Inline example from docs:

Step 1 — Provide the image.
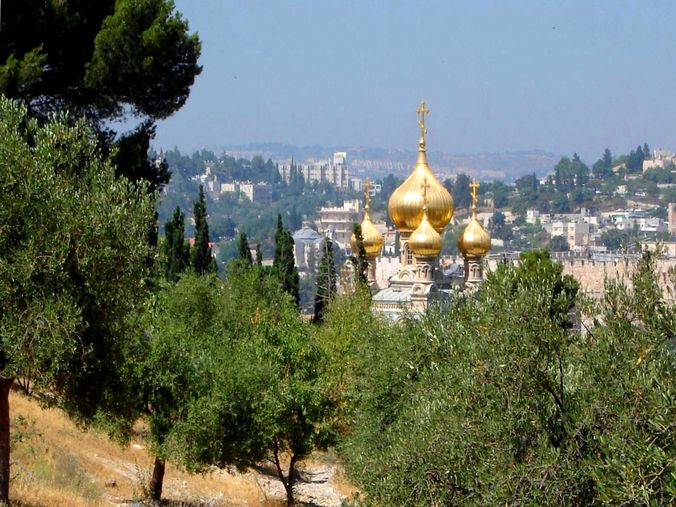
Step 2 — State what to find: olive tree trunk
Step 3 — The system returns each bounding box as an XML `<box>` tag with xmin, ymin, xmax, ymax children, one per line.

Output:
<box><xmin>0</xmin><ymin>378</ymin><xmax>14</xmax><ymax>505</ymax></box>
<box><xmin>148</xmin><ymin>456</ymin><xmax>166</xmax><ymax>501</ymax></box>
<box><xmin>272</xmin><ymin>438</ymin><xmax>298</xmax><ymax>506</ymax></box>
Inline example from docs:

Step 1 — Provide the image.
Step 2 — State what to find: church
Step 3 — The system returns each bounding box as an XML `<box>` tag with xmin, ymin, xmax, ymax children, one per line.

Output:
<box><xmin>350</xmin><ymin>101</ymin><xmax>492</xmax><ymax>320</ymax></box>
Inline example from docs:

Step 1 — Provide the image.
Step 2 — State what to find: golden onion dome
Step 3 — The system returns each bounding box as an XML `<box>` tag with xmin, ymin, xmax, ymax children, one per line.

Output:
<box><xmin>458</xmin><ymin>179</ymin><xmax>491</xmax><ymax>257</ymax></box>
<box><xmin>458</xmin><ymin>217</ymin><xmax>491</xmax><ymax>257</ymax></box>
<box><xmin>409</xmin><ymin>208</ymin><xmax>442</xmax><ymax>257</ymax></box>
<box><xmin>350</xmin><ymin>180</ymin><xmax>383</xmax><ymax>259</ymax></box>
<box><xmin>388</xmin><ymin>102</ymin><xmax>453</xmax><ymax>233</ymax></box>
<box><xmin>350</xmin><ymin>210</ymin><xmax>383</xmax><ymax>259</ymax></box>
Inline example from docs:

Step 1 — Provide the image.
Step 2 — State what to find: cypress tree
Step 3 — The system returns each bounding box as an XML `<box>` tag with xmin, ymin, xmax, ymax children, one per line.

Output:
<box><xmin>350</xmin><ymin>223</ymin><xmax>368</xmax><ymax>286</ymax></box>
<box><xmin>237</xmin><ymin>232</ymin><xmax>253</xmax><ymax>265</ymax></box>
<box><xmin>313</xmin><ymin>237</ymin><xmax>337</xmax><ymax>324</ymax></box>
<box><xmin>273</xmin><ymin>214</ymin><xmax>300</xmax><ymax>307</ymax></box>
<box><xmin>191</xmin><ymin>185</ymin><xmax>216</xmax><ymax>274</ymax></box>
<box><xmin>255</xmin><ymin>244</ymin><xmax>263</xmax><ymax>266</ymax></box>
<box><xmin>162</xmin><ymin>206</ymin><xmax>189</xmax><ymax>282</ymax></box>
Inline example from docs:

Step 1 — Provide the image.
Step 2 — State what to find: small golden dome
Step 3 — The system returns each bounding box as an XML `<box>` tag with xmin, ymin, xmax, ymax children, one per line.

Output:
<box><xmin>350</xmin><ymin>180</ymin><xmax>383</xmax><ymax>259</ymax></box>
<box><xmin>409</xmin><ymin>210</ymin><xmax>442</xmax><ymax>257</ymax></box>
<box><xmin>350</xmin><ymin>212</ymin><xmax>383</xmax><ymax>259</ymax></box>
<box><xmin>458</xmin><ymin>217</ymin><xmax>491</xmax><ymax>257</ymax></box>
<box><xmin>409</xmin><ymin>176</ymin><xmax>442</xmax><ymax>257</ymax></box>
<box><xmin>458</xmin><ymin>179</ymin><xmax>491</xmax><ymax>257</ymax></box>
<box><xmin>388</xmin><ymin>102</ymin><xmax>453</xmax><ymax>233</ymax></box>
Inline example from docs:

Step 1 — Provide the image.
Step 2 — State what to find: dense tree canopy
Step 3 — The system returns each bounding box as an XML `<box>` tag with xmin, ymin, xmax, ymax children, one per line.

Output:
<box><xmin>161</xmin><ymin>206</ymin><xmax>190</xmax><ymax>282</ymax></box>
<box><xmin>145</xmin><ymin>267</ymin><xmax>336</xmax><ymax>506</ymax></box>
<box><xmin>313</xmin><ymin>237</ymin><xmax>337</xmax><ymax>324</ymax></box>
<box><xmin>273</xmin><ymin>215</ymin><xmax>300</xmax><ymax>307</ymax></box>
<box><xmin>0</xmin><ymin>98</ymin><xmax>154</xmax><ymax>503</ymax></box>
<box><xmin>1</xmin><ymin>0</ymin><xmax>201</xmax><ymax>193</ymax></box>
<box><xmin>325</xmin><ymin>250</ymin><xmax>674</xmax><ymax>506</ymax></box>
<box><xmin>0</xmin><ymin>0</ymin><xmax>201</xmax><ymax>123</ymax></box>
<box><xmin>191</xmin><ymin>185</ymin><xmax>217</xmax><ymax>275</ymax></box>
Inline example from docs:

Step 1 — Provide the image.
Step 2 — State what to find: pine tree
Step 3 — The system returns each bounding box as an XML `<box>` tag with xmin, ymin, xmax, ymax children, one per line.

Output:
<box><xmin>163</xmin><ymin>206</ymin><xmax>190</xmax><ymax>281</ymax></box>
<box><xmin>603</xmin><ymin>148</ymin><xmax>613</xmax><ymax>167</ymax></box>
<box><xmin>255</xmin><ymin>244</ymin><xmax>263</xmax><ymax>266</ymax></box>
<box><xmin>237</xmin><ymin>232</ymin><xmax>253</xmax><ymax>265</ymax></box>
<box><xmin>350</xmin><ymin>223</ymin><xmax>368</xmax><ymax>286</ymax></box>
<box><xmin>191</xmin><ymin>185</ymin><xmax>216</xmax><ymax>274</ymax></box>
<box><xmin>273</xmin><ymin>214</ymin><xmax>300</xmax><ymax>307</ymax></box>
<box><xmin>313</xmin><ymin>237</ymin><xmax>337</xmax><ymax>324</ymax></box>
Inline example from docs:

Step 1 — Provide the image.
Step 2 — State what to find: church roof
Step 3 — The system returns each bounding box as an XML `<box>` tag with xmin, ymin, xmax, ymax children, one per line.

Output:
<box><xmin>293</xmin><ymin>226</ymin><xmax>322</xmax><ymax>243</ymax></box>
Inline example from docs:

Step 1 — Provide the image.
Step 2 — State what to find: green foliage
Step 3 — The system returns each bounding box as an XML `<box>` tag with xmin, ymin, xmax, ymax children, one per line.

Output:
<box><xmin>147</xmin><ymin>269</ymin><xmax>336</xmax><ymax>505</ymax></box>
<box><xmin>112</xmin><ymin>121</ymin><xmax>171</xmax><ymax>194</ymax></box>
<box><xmin>332</xmin><ymin>250</ymin><xmax>674</xmax><ymax>505</ymax></box>
<box><xmin>445</xmin><ymin>173</ymin><xmax>471</xmax><ymax>209</ymax></box>
<box><xmin>236</xmin><ymin>232</ymin><xmax>253</xmax><ymax>265</ymax></box>
<box><xmin>1</xmin><ymin>1</ymin><xmax>200</xmax><ymax>196</ymax></box>
<box><xmin>141</xmin><ymin>275</ymin><xmax>223</xmax><ymax>456</ymax></box>
<box><xmin>0</xmin><ymin>97</ymin><xmax>153</xmax><ymax>429</ymax></box>
<box><xmin>349</xmin><ymin>223</ymin><xmax>368</xmax><ymax>286</ymax></box>
<box><xmin>0</xmin><ymin>0</ymin><xmax>201</xmax><ymax>122</ymax></box>
<box><xmin>313</xmin><ymin>237</ymin><xmax>337</xmax><ymax>324</ymax></box>
<box><xmin>85</xmin><ymin>0</ymin><xmax>201</xmax><ymax>119</ymax></box>
<box><xmin>161</xmin><ymin>207</ymin><xmax>190</xmax><ymax>282</ymax></box>
<box><xmin>273</xmin><ymin>215</ymin><xmax>300</xmax><ymax>307</ymax></box>
<box><xmin>554</xmin><ymin>154</ymin><xmax>589</xmax><ymax>194</ymax></box>
<box><xmin>592</xmin><ymin>148</ymin><xmax>614</xmax><ymax>179</ymax></box>
<box><xmin>627</xmin><ymin>145</ymin><xmax>647</xmax><ymax>173</ymax></box>
<box><xmin>191</xmin><ymin>185</ymin><xmax>216</xmax><ymax>275</ymax></box>
<box><xmin>490</xmin><ymin>210</ymin><xmax>513</xmax><ymax>241</ymax></box>
<box><xmin>548</xmin><ymin>234</ymin><xmax>570</xmax><ymax>252</ymax></box>
<box><xmin>441</xmin><ymin>225</ymin><xmax>461</xmax><ymax>255</ymax></box>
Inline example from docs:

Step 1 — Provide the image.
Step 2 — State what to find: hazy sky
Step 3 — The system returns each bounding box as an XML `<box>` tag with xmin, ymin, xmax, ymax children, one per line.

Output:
<box><xmin>154</xmin><ymin>1</ymin><xmax>676</xmax><ymax>161</ymax></box>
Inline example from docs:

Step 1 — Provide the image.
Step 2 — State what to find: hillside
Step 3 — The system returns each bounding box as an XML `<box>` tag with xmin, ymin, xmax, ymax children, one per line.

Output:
<box><xmin>216</xmin><ymin>143</ymin><xmax>561</xmax><ymax>181</ymax></box>
<box><xmin>9</xmin><ymin>390</ymin><xmax>353</xmax><ymax>507</ymax></box>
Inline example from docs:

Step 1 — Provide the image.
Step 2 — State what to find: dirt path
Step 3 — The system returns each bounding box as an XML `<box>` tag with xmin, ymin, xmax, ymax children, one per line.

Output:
<box><xmin>248</xmin><ymin>461</ymin><xmax>352</xmax><ymax>507</ymax></box>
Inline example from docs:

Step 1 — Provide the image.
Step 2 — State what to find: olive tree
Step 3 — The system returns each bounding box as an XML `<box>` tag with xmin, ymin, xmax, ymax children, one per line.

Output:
<box><xmin>334</xmin><ymin>250</ymin><xmax>674</xmax><ymax>505</ymax></box>
<box><xmin>0</xmin><ymin>98</ymin><xmax>153</xmax><ymax>503</ymax></box>
<box><xmin>145</xmin><ymin>265</ymin><xmax>336</xmax><ymax>505</ymax></box>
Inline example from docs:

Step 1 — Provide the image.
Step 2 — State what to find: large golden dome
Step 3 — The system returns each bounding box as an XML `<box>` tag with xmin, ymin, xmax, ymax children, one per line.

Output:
<box><xmin>350</xmin><ymin>181</ymin><xmax>383</xmax><ymax>259</ymax></box>
<box><xmin>409</xmin><ymin>207</ymin><xmax>442</xmax><ymax>257</ymax></box>
<box><xmin>388</xmin><ymin>102</ymin><xmax>453</xmax><ymax>233</ymax></box>
<box><xmin>458</xmin><ymin>179</ymin><xmax>491</xmax><ymax>257</ymax></box>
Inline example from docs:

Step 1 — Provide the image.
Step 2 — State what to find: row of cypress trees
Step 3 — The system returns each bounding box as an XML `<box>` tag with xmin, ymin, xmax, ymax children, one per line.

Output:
<box><xmin>162</xmin><ymin>185</ymin><xmax>217</xmax><ymax>281</ymax></box>
<box><xmin>235</xmin><ymin>220</ymin><xmax>369</xmax><ymax>324</ymax></box>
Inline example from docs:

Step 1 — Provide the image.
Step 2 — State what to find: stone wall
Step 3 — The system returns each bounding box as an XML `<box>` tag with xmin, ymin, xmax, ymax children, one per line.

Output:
<box><xmin>481</xmin><ymin>254</ymin><xmax>675</xmax><ymax>302</ymax></box>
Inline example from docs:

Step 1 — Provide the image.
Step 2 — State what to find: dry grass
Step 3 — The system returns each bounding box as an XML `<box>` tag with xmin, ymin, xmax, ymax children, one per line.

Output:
<box><xmin>8</xmin><ymin>391</ymin><xmax>285</xmax><ymax>506</ymax></box>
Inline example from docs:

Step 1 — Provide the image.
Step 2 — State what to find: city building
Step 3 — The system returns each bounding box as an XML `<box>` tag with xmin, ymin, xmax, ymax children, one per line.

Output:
<box><xmin>240</xmin><ymin>182</ymin><xmax>272</xmax><ymax>203</ymax></box>
<box><xmin>526</xmin><ymin>209</ymin><xmax>540</xmax><ymax>224</ymax></box>
<box><xmin>642</xmin><ymin>149</ymin><xmax>676</xmax><ymax>172</ymax></box>
<box><xmin>318</xmin><ymin>199</ymin><xmax>361</xmax><ymax>249</ymax></box>
<box><xmin>279</xmin><ymin>151</ymin><xmax>350</xmax><ymax>190</ymax></box>
<box><xmin>669</xmin><ymin>203</ymin><xmax>676</xmax><ymax>236</ymax></box>
<box><xmin>545</xmin><ymin>220</ymin><xmax>591</xmax><ymax>249</ymax></box>
<box><xmin>292</xmin><ymin>225</ymin><xmax>324</xmax><ymax>273</ymax></box>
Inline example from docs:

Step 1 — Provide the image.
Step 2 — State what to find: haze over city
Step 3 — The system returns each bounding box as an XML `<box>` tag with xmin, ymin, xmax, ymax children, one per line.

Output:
<box><xmin>154</xmin><ymin>0</ymin><xmax>676</xmax><ymax>161</ymax></box>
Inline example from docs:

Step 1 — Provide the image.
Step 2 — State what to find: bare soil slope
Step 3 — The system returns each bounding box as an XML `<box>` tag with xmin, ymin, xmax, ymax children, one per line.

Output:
<box><xmin>9</xmin><ymin>391</ymin><xmax>355</xmax><ymax>506</ymax></box>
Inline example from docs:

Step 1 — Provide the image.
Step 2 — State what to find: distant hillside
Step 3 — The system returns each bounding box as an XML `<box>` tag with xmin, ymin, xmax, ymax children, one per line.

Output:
<box><xmin>216</xmin><ymin>143</ymin><xmax>562</xmax><ymax>182</ymax></box>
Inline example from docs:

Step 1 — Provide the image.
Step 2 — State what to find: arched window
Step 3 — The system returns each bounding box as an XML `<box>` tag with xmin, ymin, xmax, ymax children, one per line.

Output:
<box><xmin>405</xmin><ymin>242</ymin><xmax>413</xmax><ymax>265</ymax></box>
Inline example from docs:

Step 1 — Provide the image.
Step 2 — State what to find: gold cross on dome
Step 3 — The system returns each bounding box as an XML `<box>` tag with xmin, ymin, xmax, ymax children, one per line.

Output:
<box><xmin>364</xmin><ymin>178</ymin><xmax>372</xmax><ymax>208</ymax></box>
<box><xmin>416</xmin><ymin>100</ymin><xmax>430</xmax><ymax>140</ymax></box>
<box><xmin>421</xmin><ymin>177</ymin><xmax>430</xmax><ymax>210</ymax></box>
<box><xmin>470</xmin><ymin>178</ymin><xmax>480</xmax><ymax>208</ymax></box>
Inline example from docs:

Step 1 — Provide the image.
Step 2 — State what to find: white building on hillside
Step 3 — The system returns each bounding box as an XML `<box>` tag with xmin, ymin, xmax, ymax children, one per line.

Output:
<box><xmin>318</xmin><ymin>199</ymin><xmax>361</xmax><ymax>249</ymax></box>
